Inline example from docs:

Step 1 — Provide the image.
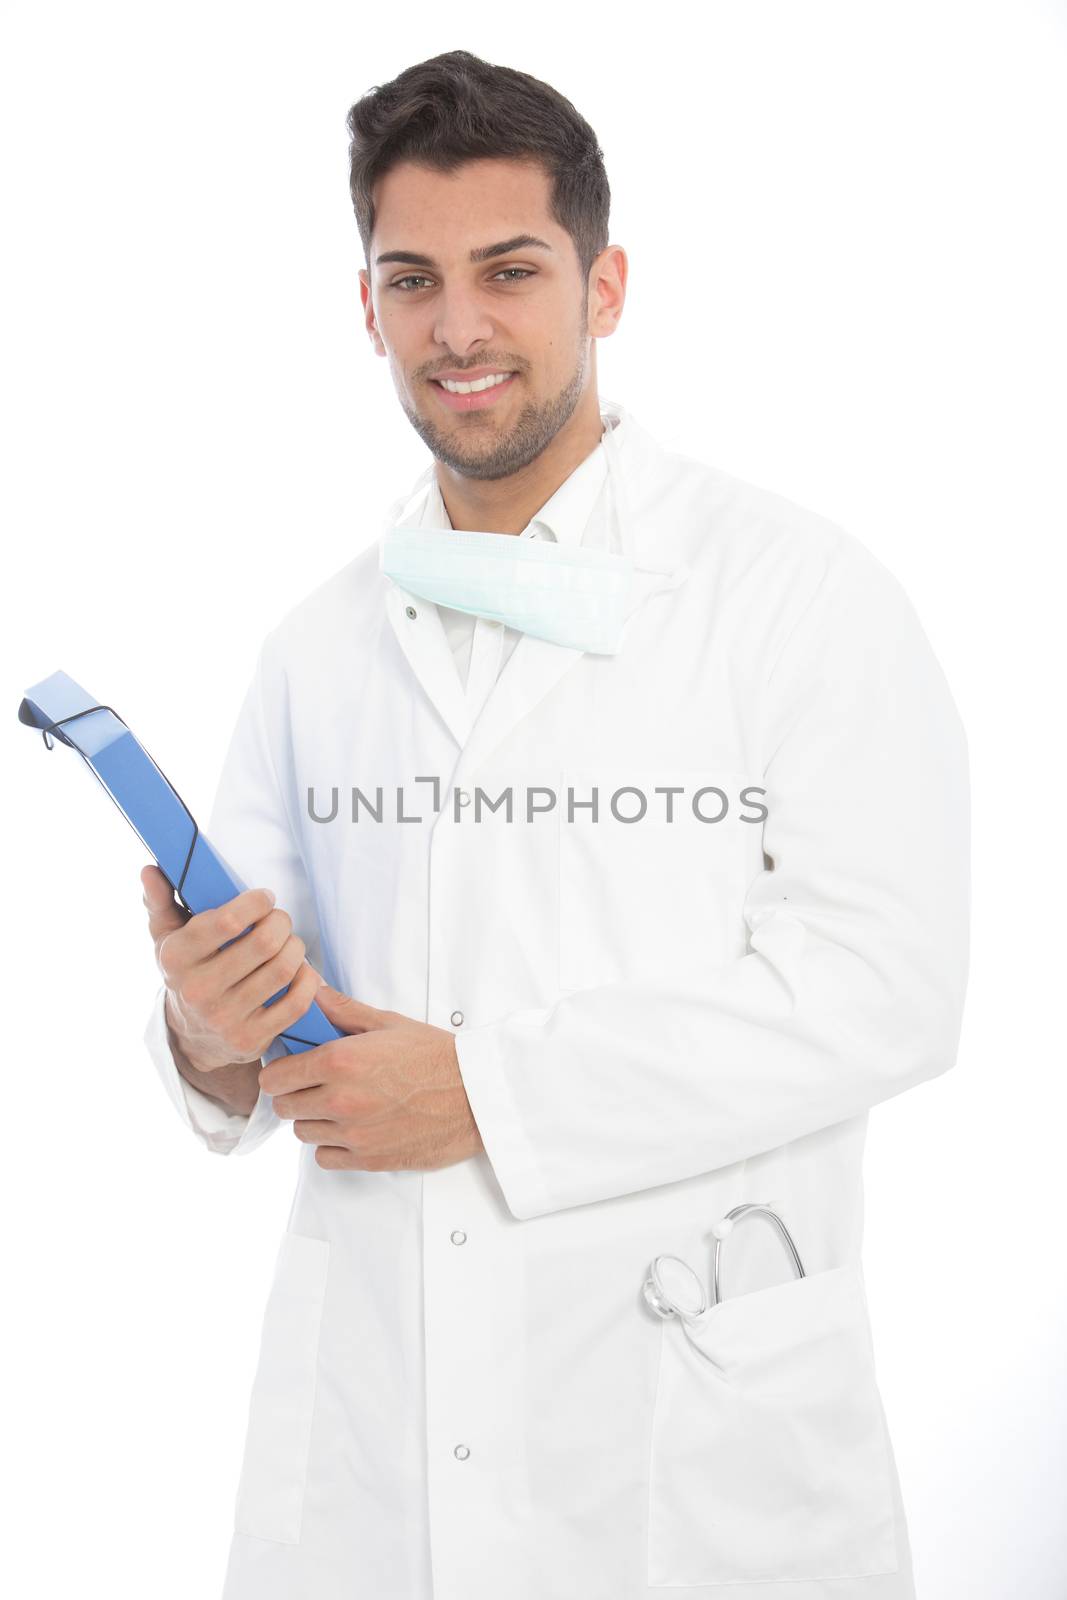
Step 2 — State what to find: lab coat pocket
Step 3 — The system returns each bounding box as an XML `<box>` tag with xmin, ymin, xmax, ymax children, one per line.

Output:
<box><xmin>647</xmin><ymin>1262</ymin><xmax>899</xmax><ymax>1586</ymax></box>
<box><xmin>232</xmin><ymin>1231</ymin><xmax>330</xmax><ymax>1545</ymax></box>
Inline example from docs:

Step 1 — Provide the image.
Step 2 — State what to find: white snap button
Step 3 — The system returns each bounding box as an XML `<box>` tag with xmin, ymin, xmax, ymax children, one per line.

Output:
<box><xmin>451</xmin><ymin>1230</ymin><xmax>467</xmax><ymax>1245</ymax></box>
<box><xmin>450</xmin><ymin>1010</ymin><xmax>464</xmax><ymax>1027</ymax></box>
<box><xmin>454</xmin><ymin>1444</ymin><xmax>470</xmax><ymax>1460</ymax></box>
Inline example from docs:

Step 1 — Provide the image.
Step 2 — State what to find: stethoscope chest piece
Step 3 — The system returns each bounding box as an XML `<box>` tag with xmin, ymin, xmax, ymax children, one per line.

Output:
<box><xmin>642</xmin><ymin>1254</ymin><xmax>708</xmax><ymax>1321</ymax></box>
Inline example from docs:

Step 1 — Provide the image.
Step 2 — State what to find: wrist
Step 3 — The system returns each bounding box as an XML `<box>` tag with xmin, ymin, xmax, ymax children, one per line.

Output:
<box><xmin>164</xmin><ymin>1001</ymin><xmax>261</xmax><ymax>1114</ymax></box>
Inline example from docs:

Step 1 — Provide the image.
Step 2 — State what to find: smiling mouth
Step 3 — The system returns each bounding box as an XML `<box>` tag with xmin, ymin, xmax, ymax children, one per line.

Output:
<box><xmin>427</xmin><ymin>371</ymin><xmax>520</xmax><ymax>413</ymax></box>
<box><xmin>431</xmin><ymin>372</ymin><xmax>517</xmax><ymax>395</ymax></box>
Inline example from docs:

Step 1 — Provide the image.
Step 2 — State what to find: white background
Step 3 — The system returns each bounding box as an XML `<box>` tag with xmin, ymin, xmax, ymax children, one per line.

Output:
<box><xmin>2</xmin><ymin>1</ymin><xmax>1064</xmax><ymax>1594</ymax></box>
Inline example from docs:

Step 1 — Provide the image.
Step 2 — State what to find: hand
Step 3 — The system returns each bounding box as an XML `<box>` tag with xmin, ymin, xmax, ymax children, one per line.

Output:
<box><xmin>141</xmin><ymin>865</ymin><xmax>324</xmax><ymax>1074</ymax></box>
<box><xmin>258</xmin><ymin>983</ymin><xmax>485</xmax><ymax>1173</ymax></box>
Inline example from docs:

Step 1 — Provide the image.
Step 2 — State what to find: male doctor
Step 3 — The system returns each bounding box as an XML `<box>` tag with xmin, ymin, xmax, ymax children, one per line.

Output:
<box><xmin>140</xmin><ymin>49</ymin><xmax>969</xmax><ymax>1600</ymax></box>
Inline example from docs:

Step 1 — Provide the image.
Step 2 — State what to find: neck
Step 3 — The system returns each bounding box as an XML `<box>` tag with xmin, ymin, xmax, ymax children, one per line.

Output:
<box><xmin>435</xmin><ymin>390</ymin><xmax>607</xmax><ymax>535</ymax></box>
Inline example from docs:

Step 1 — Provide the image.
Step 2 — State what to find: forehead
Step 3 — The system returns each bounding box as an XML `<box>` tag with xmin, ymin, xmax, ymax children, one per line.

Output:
<box><xmin>372</xmin><ymin>157</ymin><xmax>563</xmax><ymax>257</ymax></box>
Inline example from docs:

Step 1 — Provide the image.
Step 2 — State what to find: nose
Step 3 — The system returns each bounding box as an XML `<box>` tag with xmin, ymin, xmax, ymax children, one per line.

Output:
<box><xmin>432</xmin><ymin>284</ymin><xmax>497</xmax><ymax>357</ymax></box>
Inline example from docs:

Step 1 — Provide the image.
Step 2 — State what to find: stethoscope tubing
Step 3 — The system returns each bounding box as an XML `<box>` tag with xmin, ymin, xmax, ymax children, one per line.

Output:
<box><xmin>644</xmin><ymin>1202</ymin><xmax>806</xmax><ymax>1323</ymax></box>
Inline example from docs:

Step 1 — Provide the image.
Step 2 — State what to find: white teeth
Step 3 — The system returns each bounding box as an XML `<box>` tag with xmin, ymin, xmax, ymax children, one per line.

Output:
<box><xmin>438</xmin><ymin>372</ymin><xmax>514</xmax><ymax>395</ymax></box>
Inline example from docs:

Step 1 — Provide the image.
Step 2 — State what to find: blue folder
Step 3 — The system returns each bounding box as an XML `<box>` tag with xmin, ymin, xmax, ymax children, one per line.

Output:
<box><xmin>18</xmin><ymin>669</ymin><xmax>341</xmax><ymax>1055</ymax></box>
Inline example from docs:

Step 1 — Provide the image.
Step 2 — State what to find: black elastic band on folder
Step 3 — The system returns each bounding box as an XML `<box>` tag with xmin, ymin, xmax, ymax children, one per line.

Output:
<box><xmin>38</xmin><ymin>707</ymin><xmax>321</xmax><ymax>1056</ymax></box>
<box><xmin>38</xmin><ymin>703</ymin><xmax>319</xmax><ymax>1055</ymax></box>
<box><xmin>39</xmin><ymin>704</ymin><xmax>200</xmax><ymax>915</ymax></box>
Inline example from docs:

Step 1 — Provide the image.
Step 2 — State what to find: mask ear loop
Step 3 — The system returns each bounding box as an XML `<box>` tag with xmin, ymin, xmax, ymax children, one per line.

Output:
<box><xmin>602</xmin><ymin>406</ymin><xmax>692</xmax><ymax>620</ymax></box>
<box><xmin>600</xmin><ymin>407</ymin><xmax>636</xmax><ymax>565</ymax></box>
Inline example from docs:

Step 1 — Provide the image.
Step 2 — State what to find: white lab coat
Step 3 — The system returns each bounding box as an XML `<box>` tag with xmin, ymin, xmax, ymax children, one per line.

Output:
<box><xmin>144</xmin><ymin>396</ymin><xmax>969</xmax><ymax>1599</ymax></box>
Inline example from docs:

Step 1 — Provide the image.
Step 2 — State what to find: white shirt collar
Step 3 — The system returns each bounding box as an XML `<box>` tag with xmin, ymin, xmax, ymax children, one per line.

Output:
<box><xmin>418</xmin><ymin>420</ymin><xmax>611</xmax><ymax>547</ymax></box>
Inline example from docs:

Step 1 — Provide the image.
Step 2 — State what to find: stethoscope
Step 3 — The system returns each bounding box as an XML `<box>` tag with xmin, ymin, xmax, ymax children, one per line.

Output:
<box><xmin>642</xmin><ymin>1203</ymin><xmax>806</xmax><ymax>1323</ymax></box>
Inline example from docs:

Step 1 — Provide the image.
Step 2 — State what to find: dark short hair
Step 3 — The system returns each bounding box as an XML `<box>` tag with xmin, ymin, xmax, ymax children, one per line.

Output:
<box><xmin>346</xmin><ymin>49</ymin><xmax>610</xmax><ymax>284</ymax></box>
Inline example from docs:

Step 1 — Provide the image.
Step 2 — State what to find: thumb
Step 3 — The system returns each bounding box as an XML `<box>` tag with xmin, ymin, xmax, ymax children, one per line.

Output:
<box><xmin>141</xmin><ymin>863</ymin><xmax>188</xmax><ymax>939</ymax></box>
<box><xmin>314</xmin><ymin>981</ymin><xmax>388</xmax><ymax>1035</ymax></box>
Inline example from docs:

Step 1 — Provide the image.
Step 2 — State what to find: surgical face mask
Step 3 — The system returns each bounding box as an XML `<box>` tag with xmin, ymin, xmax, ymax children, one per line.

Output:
<box><xmin>379</xmin><ymin>407</ymin><xmax>682</xmax><ymax>655</ymax></box>
<box><xmin>380</xmin><ymin>526</ymin><xmax>635</xmax><ymax>654</ymax></box>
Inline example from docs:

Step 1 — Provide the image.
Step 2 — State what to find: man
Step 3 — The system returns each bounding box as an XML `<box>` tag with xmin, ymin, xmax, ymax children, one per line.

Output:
<box><xmin>141</xmin><ymin>48</ymin><xmax>969</xmax><ymax>1600</ymax></box>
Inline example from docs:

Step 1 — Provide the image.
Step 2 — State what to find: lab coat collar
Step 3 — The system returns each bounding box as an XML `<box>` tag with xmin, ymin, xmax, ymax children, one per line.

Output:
<box><xmin>380</xmin><ymin>396</ymin><xmax>691</xmax><ymax>778</ymax></box>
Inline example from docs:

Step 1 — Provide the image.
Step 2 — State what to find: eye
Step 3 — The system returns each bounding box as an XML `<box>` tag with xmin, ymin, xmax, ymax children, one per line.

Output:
<box><xmin>388</xmin><ymin>267</ymin><xmax>536</xmax><ymax>293</ymax></box>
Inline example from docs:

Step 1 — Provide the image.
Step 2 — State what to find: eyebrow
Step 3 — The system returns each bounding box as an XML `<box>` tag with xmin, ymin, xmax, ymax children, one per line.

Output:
<box><xmin>375</xmin><ymin>234</ymin><xmax>555</xmax><ymax>269</ymax></box>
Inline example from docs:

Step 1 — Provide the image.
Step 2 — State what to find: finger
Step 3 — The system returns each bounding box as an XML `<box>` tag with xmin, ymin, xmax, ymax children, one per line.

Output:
<box><xmin>141</xmin><ymin>864</ymin><xmax>188</xmax><ymax>940</ymax></box>
<box><xmin>183</xmin><ymin>887</ymin><xmax>279</xmax><ymax>964</ymax></box>
<box><xmin>291</xmin><ymin>1119</ymin><xmax>343</xmax><ymax>1144</ymax></box>
<box><xmin>180</xmin><ymin>960</ymin><xmax>321</xmax><ymax>1068</ymax></box>
<box><xmin>259</xmin><ymin>1038</ymin><xmax>336</xmax><ymax>1096</ymax></box>
<box><xmin>247</xmin><ymin>962</ymin><xmax>324</xmax><ymax>1049</ymax></box>
<box><xmin>314</xmin><ymin>983</ymin><xmax>387</xmax><ymax>1033</ymax></box>
<box><xmin>207</xmin><ymin>902</ymin><xmax>294</xmax><ymax>985</ymax></box>
<box><xmin>315</xmin><ymin>1146</ymin><xmax>355</xmax><ymax>1169</ymax></box>
<box><xmin>227</xmin><ymin>921</ymin><xmax>303</xmax><ymax>1004</ymax></box>
<box><xmin>272</xmin><ymin>1083</ymin><xmax>336</xmax><ymax>1121</ymax></box>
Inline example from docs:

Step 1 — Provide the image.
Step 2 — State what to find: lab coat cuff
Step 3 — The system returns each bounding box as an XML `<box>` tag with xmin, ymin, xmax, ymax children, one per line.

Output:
<box><xmin>143</xmin><ymin>984</ymin><xmax>280</xmax><ymax>1157</ymax></box>
<box><xmin>454</xmin><ymin>1009</ymin><xmax>555</xmax><ymax>1221</ymax></box>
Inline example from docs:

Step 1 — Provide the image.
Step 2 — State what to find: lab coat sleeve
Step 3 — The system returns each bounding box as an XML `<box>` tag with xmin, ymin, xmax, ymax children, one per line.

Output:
<box><xmin>142</xmin><ymin>981</ymin><xmax>290</xmax><ymax>1157</ymax></box>
<box><xmin>454</xmin><ymin>535</ymin><xmax>971</xmax><ymax>1221</ymax></box>
<box><xmin>143</xmin><ymin>630</ymin><xmax>325</xmax><ymax>1158</ymax></box>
